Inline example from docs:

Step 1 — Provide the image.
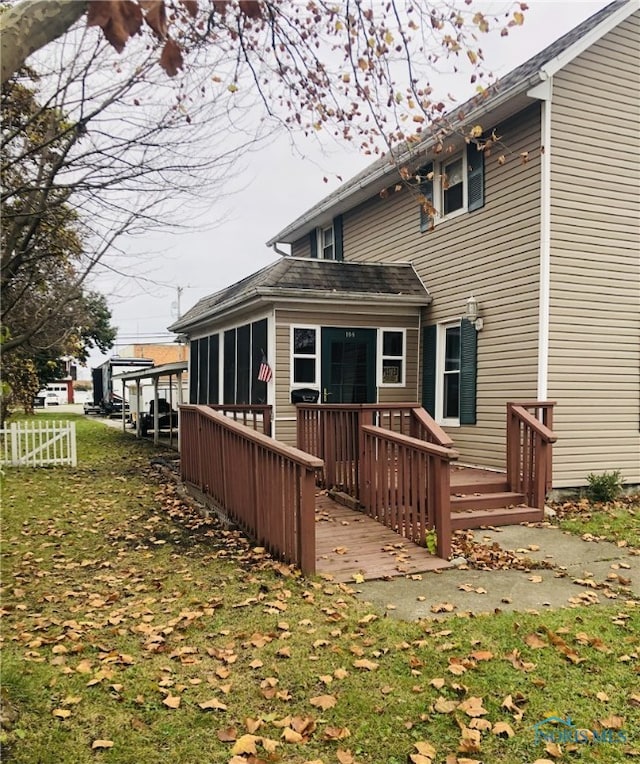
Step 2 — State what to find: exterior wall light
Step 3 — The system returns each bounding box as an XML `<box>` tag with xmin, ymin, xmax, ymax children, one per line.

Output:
<box><xmin>466</xmin><ymin>295</ymin><xmax>484</xmax><ymax>331</ymax></box>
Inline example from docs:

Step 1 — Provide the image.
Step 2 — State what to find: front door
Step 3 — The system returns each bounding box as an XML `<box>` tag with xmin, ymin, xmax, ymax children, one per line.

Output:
<box><xmin>321</xmin><ymin>328</ymin><xmax>377</xmax><ymax>403</ymax></box>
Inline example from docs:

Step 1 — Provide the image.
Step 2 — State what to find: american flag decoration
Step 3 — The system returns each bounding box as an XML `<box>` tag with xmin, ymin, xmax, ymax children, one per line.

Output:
<box><xmin>257</xmin><ymin>352</ymin><xmax>273</xmax><ymax>383</ymax></box>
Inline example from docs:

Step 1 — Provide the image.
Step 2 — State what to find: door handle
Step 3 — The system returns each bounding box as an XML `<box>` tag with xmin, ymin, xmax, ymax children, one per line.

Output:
<box><xmin>323</xmin><ymin>388</ymin><xmax>332</xmax><ymax>403</ymax></box>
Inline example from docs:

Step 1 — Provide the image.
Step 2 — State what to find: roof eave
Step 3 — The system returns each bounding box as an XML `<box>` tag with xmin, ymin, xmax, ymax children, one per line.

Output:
<box><xmin>256</xmin><ymin>287</ymin><xmax>431</xmax><ymax>306</ymax></box>
<box><xmin>265</xmin><ymin>75</ymin><xmax>543</xmax><ymax>247</ymax></box>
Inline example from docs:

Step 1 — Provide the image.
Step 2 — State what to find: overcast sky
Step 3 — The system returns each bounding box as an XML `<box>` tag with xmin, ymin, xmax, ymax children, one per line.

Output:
<box><xmin>82</xmin><ymin>0</ymin><xmax>611</xmax><ymax>377</ymax></box>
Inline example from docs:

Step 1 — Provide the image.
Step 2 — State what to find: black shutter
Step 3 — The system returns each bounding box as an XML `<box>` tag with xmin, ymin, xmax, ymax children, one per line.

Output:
<box><xmin>421</xmin><ymin>324</ymin><xmax>436</xmax><ymax>416</ymax></box>
<box><xmin>309</xmin><ymin>230</ymin><xmax>318</xmax><ymax>259</ymax></box>
<box><xmin>467</xmin><ymin>142</ymin><xmax>484</xmax><ymax>212</ymax></box>
<box><xmin>419</xmin><ymin>163</ymin><xmax>434</xmax><ymax>232</ymax></box>
<box><xmin>333</xmin><ymin>215</ymin><xmax>344</xmax><ymax>261</ymax></box>
<box><xmin>460</xmin><ymin>318</ymin><xmax>478</xmax><ymax>425</ymax></box>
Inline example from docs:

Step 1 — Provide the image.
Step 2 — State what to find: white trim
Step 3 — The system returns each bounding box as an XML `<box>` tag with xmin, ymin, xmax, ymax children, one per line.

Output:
<box><xmin>540</xmin><ymin>1</ymin><xmax>638</xmax><ymax>78</ymax></box>
<box><xmin>528</xmin><ymin>77</ymin><xmax>553</xmax><ymax>400</ymax></box>
<box><xmin>436</xmin><ymin>320</ymin><xmax>462</xmax><ymax>427</ymax></box>
<box><xmin>377</xmin><ymin>328</ymin><xmax>406</xmax><ymax>387</ymax></box>
<box><xmin>433</xmin><ymin>150</ymin><xmax>469</xmax><ymax>224</ymax></box>
<box><xmin>290</xmin><ymin>324</ymin><xmax>321</xmax><ymax>389</ymax></box>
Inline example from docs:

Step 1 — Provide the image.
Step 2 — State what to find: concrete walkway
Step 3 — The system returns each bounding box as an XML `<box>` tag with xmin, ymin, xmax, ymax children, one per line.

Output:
<box><xmin>355</xmin><ymin>524</ymin><xmax>640</xmax><ymax>620</ymax></box>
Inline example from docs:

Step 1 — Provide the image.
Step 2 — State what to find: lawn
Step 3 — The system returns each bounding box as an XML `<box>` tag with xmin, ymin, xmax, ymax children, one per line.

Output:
<box><xmin>1</xmin><ymin>414</ymin><xmax>639</xmax><ymax>764</ymax></box>
<box><xmin>551</xmin><ymin>495</ymin><xmax>640</xmax><ymax>551</ymax></box>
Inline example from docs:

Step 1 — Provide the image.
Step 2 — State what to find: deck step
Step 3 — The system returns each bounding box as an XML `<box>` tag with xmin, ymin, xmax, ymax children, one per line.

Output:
<box><xmin>450</xmin><ymin>479</ymin><xmax>509</xmax><ymax>494</ymax></box>
<box><xmin>450</xmin><ymin>505</ymin><xmax>543</xmax><ymax>530</ymax></box>
<box><xmin>451</xmin><ymin>491</ymin><xmax>526</xmax><ymax>511</ymax></box>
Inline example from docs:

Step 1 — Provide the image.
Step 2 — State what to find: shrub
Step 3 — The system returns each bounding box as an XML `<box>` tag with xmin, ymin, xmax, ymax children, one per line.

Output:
<box><xmin>585</xmin><ymin>470</ymin><xmax>624</xmax><ymax>503</ymax></box>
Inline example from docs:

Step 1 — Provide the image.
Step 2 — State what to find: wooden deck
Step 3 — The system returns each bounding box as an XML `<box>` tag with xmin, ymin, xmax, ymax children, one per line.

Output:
<box><xmin>315</xmin><ymin>493</ymin><xmax>453</xmax><ymax>583</ymax></box>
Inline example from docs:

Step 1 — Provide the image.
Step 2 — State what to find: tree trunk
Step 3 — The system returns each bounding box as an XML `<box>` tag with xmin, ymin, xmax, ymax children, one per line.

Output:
<box><xmin>1</xmin><ymin>0</ymin><xmax>88</xmax><ymax>84</ymax></box>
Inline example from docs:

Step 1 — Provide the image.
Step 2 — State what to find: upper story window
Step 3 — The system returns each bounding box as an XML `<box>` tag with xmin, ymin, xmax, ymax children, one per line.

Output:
<box><xmin>320</xmin><ymin>225</ymin><xmax>335</xmax><ymax>259</ymax></box>
<box><xmin>419</xmin><ymin>143</ymin><xmax>484</xmax><ymax>232</ymax></box>
<box><xmin>309</xmin><ymin>215</ymin><xmax>344</xmax><ymax>260</ymax></box>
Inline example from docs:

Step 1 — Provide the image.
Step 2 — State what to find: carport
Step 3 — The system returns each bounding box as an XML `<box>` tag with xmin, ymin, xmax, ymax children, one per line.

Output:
<box><xmin>112</xmin><ymin>361</ymin><xmax>188</xmax><ymax>449</ymax></box>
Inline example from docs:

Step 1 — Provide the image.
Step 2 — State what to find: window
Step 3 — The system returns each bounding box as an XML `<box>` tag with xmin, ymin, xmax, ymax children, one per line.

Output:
<box><xmin>441</xmin><ymin>324</ymin><xmax>461</xmax><ymax>421</ymax></box>
<box><xmin>442</xmin><ymin>156</ymin><xmax>464</xmax><ymax>216</ymax></box>
<box><xmin>379</xmin><ymin>329</ymin><xmax>405</xmax><ymax>386</ymax></box>
<box><xmin>422</xmin><ymin>320</ymin><xmax>477</xmax><ymax>426</ymax></box>
<box><xmin>222</xmin><ymin>318</ymin><xmax>269</xmax><ymax>404</ymax></box>
<box><xmin>309</xmin><ymin>215</ymin><xmax>344</xmax><ymax>260</ymax></box>
<box><xmin>292</xmin><ymin>327</ymin><xmax>318</xmax><ymax>386</ymax></box>
<box><xmin>419</xmin><ymin>143</ymin><xmax>484</xmax><ymax>231</ymax></box>
<box><xmin>189</xmin><ymin>333</ymin><xmax>220</xmax><ymax>404</ymax></box>
<box><xmin>320</xmin><ymin>225</ymin><xmax>334</xmax><ymax>259</ymax></box>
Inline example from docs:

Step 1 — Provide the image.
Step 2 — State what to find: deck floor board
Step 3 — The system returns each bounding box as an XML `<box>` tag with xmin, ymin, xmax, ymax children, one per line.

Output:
<box><xmin>315</xmin><ymin>493</ymin><xmax>452</xmax><ymax>583</ymax></box>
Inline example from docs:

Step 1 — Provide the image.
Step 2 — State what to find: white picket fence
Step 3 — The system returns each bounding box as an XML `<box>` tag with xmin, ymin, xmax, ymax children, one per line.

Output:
<box><xmin>0</xmin><ymin>420</ymin><xmax>77</xmax><ymax>467</ymax></box>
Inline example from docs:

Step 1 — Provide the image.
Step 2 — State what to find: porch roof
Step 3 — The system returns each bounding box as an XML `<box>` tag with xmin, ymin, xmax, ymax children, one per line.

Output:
<box><xmin>112</xmin><ymin>361</ymin><xmax>188</xmax><ymax>383</ymax></box>
<box><xmin>169</xmin><ymin>258</ymin><xmax>430</xmax><ymax>334</ymax></box>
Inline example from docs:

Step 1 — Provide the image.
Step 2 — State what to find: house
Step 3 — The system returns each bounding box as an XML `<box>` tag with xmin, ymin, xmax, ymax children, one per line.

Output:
<box><xmin>171</xmin><ymin>0</ymin><xmax>639</xmax><ymax>491</ymax></box>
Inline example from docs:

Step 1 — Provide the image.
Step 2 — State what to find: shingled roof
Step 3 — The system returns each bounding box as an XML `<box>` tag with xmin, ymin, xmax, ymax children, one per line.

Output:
<box><xmin>169</xmin><ymin>259</ymin><xmax>430</xmax><ymax>333</ymax></box>
<box><xmin>266</xmin><ymin>0</ymin><xmax>631</xmax><ymax>246</ymax></box>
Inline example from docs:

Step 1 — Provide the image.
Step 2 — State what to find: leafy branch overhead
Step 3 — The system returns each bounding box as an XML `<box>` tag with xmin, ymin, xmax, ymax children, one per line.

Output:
<box><xmin>2</xmin><ymin>0</ymin><xmax>529</xmax><ymax>153</ymax></box>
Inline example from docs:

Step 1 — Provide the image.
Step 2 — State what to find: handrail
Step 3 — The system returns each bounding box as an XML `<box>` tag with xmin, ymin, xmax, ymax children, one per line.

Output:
<box><xmin>508</xmin><ymin>405</ymin><xmax>557</xmax><ymax>443</ymax></box>
<box><xmin>506</xmin><ymin>401</ymin><xmax>557</xmax><ymax>508</ymax></box>
<box><xmin>410</xmin><ymin>407</ymin><xmax>455</xmax><ymax>448</ymax></box>
<box><xmin>207</xmin><ymin>404</ymin><xmax>272</xmax><ymax>437</ymax></box>
<box><xmin>180</xmin><ymin>405</ymin><xmax>322</xmax><ymax>574</ymax></box>
<box><xmin>189</xmin><ymin>405</ymin><xmax>320</xmax><ymax>468</ymax></box>
<box><xmin>360</xmin><ymin>425</ymin><xmax>457</xmax><ymax>559</ymax></box>
<box><xmin>361</xmin><ymin>425</ymin><xmax>458</xmax><ymax>457</ymax></box>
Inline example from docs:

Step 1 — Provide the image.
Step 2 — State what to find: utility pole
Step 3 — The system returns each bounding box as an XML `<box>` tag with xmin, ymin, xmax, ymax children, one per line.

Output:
<box><xmin>176</xmin><ymin>285</ymin><xmax>184</xmax><ymax>319</ymax></box>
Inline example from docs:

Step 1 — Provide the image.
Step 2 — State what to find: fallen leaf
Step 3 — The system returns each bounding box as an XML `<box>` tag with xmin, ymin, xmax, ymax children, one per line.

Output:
<box><xmin>198</xmin><ymin>698</ymin><xmax>227</xmax><ymax>711</ymax></box>
<box><xmin>353</xmin><ymin>659</ymin><xmax>378</xmax><ymax>671</ymax></box>
<box><xmin>282</xmin><ymin>727</ymin><xmax>304</xmax><ymax>743</ymax></box>
<box><xmin>336</xmin><ymin>750</ymin><xmax>355</xmax><ymax>764</ymax></box>
<box><xmin>163</xmin><ymin>694</ymin><xmax>181</xmax><ymax>709</ymax></box>
<box><xmin>310</xmin><ymin>694</ymin><xmax>337</xmax><ymax>710</ymax></box>
<box><xmin>492</xmin><ymin>721</ymin><xmax>515</xmax><ymax>737</ymax></box>
<box><xmin>91</xmin><ymin>740</ymin><xmax>114</xmax><ymax>749</ymax></box>
<box><xmin>230</xmin><ymin>735</ymin><xmax>259</xmax><ymax>755</ymax></box>
<box><xmin>52</xmin><ymin>709</ymin><xmax>72</xmax><ymax>719</ymax></box>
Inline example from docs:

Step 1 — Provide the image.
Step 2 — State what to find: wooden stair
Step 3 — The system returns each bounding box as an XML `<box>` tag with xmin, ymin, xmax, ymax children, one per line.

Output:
<box><xmin>449</xmin><ymin>468</ymin><xmax>543</xmax><ymax>530</ymax></box>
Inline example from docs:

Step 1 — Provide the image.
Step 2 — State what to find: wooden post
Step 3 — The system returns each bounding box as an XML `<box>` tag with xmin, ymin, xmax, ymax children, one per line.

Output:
<box><xmin>435</xmin><ymin>459</ymin><xmax>452</xmax><ymax>559</ymax></box>
<box><xmin>358</xmin><ymin>408</ymin><xmax>374</xmax><ymax>505</ymax></box>
<box><xmin>298</xmin><ymin>468</ymin><xmax>316</xmax><ymax>575</ymax></box>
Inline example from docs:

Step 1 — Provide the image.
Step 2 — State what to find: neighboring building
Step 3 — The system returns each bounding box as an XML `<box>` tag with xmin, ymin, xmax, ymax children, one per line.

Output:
<box><xmin>116</xmin><ymin>343</ymin><xmax>188</xmax><ymax>365</ymax></box>
<box><xmin>170</xmin><ymin>1</ymin><xmax>640</xmax><ymax>489</ymax></box>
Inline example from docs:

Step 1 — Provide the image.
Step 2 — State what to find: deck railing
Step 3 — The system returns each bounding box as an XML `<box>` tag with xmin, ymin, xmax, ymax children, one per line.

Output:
<box><xmin>296</xmin><ymin>403</ymin><xmax>450</xmax><ymax>497</ymax></box>
<box><xmin>181</xmin><ymin>405</ymin><xmax>321</xmax><ymax>575</ymax></box>
<box><xmin>207</xmin><ymin>404</ymin><xmax>272</xmax><ymax>437</ymax></box>
<box><xmin>506</xmin><ymin>401</ymin><xmax>557</xmax><ymax>508</ymax></box>
<box><xmin>360</xmin><ymin>425</ymin><xmax>457</xmax><ymax>559</ymax></box>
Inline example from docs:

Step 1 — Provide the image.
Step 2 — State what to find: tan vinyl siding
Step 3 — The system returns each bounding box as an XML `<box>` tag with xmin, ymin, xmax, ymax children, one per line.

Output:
<box><xmin>291</xmin><ymin>236</ymin><xmax>311</xmax><ymax>259</ymax></box>
<box><xmin>272</xmin><ymin>306</ymin><xmax>421</xmax><ymax>445</ymax></box>
<box><xmin>325</xmin><ymin>106</ymin><xmax>544</xmax><ymax>470</ymax></box>
<box><xmin>548</xmin><ymin>11</ymin><xmax>640</xmax><ymax>487</ymax></box>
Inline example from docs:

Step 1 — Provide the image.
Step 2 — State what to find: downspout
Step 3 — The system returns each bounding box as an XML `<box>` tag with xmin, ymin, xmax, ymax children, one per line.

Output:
<box><xmin>528</xmin><ymin>76</ymin><xmax>553</xmax><ymax>400</ymax></box>
<box><xmin>272</xmin><ymin>243</ymin><xmax>289</xmax><ymax>257</ymax></box>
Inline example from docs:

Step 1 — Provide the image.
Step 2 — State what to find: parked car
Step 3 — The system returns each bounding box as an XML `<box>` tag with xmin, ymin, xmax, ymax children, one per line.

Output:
<box><xmin>140</xmin><ymin>399</ymin><xmax>179</xmax><ymax>436</ymax></box>
<box><xmin>45</xmin><ymin>391</ymin><xmax>61</xmax><ymax>406</ymax></box>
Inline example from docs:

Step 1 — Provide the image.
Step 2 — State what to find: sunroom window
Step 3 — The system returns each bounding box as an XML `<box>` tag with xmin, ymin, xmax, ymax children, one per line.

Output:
<box><xmin>379</xmin><ymin>329</ymin><xmax>405</xmax><ymax>386</ymax></box>
<box><xmin>292</xmin><ymin>327</ymin><xmax>318</xmax><ymax>385</ymax></box>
